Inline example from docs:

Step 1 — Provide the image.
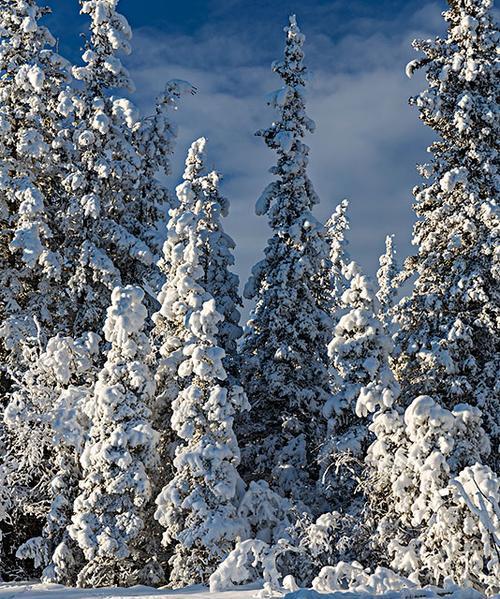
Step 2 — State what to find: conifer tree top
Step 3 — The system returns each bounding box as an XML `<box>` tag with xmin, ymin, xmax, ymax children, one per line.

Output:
<box><xmin>103</xmin><ymin>285</ymin><xmax>148</xmax><ymax>349</ymax></box>
<box><xmin>73</xmin><ymin>0</ymin><xmax>133</xmax><ymax>91</ymax></box>
<box><xmin>255</xmin><ymin>14</ymin><xmax>316</xmax><ymax>197</ymax></box>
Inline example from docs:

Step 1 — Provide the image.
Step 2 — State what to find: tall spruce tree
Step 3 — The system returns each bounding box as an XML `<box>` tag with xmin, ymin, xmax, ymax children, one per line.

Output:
<box><xmin>361</xmin><ymin>0</ymin><xmax>500</xmax><ymax>591</ymax></box>
<box><xmin>322</xmin><ymin>200</ymin><xmax>352</xmax><ymax>425</ymax></box>
<box><xmin>69</xmin><ymin>286</ymin><xmax>160</xmax><ymax>588</ymax></box>
<box><xmin>0</xmin><ymin>0</ymin><xmax>72</xmax><ymax>380</ymax></box>
<box><xmin>38</xmin><ymin>32</ymin><xmax>187</xmax><ymax>586</ymax></box>
<box><xmin>151</xmin><ymin>138</ymin><xmax>244</xmax><ymax>485</ymax></box>
<box><xmin>0</xmin><ymin>0</ymin><xmax>75</xmax><ymax>578</ymax></box>
<box><xmin>153</xmin><ymin>139</ymin><xmax>249</xmax><ymax>586</ymax></box>
<box><xmin>61</xmin><ymin>0</ymin><xmax>156</xmax><ymax>334</ymax></box>
<box><xmin>240</xmin><ymin>15</ymin><xmax>331</xmax><ymax>508</ymax></box>
<box><xmin>396</xmin><ymin>0</ymin><xmax>499</xmax><ymax>471</ymax></box>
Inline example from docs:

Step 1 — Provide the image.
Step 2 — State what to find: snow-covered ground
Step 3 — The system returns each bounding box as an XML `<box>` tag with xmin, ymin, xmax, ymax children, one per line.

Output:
<box><xmin>0</xmin><ymin>583</ymin><xmax>261</xmax><ymax>599</ymax></box>
<box><xmin>1</xmin><ymin>583</ymin><xmax>495</xmax><ymax>599</ymax></box>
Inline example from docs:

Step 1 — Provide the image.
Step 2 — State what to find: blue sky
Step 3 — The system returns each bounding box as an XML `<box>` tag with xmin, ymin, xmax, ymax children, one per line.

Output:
<box><xmin>46</xmin><ymin>0</ymin><xmax>447</xmax><ymax>300</ymax></box>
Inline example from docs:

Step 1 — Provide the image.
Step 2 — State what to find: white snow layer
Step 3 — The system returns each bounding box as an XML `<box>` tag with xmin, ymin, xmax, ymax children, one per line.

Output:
<box><xmin>0</xmin><ymin>581</ymin><xmax>493</xmax><ymax>599</ymax></box>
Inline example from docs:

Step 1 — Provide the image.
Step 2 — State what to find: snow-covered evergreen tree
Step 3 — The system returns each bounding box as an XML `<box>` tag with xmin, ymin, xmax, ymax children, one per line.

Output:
<box><xmin>325</xmin><ymin>199</ymin><xmax>351</xmax><ymax>315</ymax></box>
<box><xmin>321</xmin><ymin>263</ymin><xmax>400</xmax><ymax>508</ymax></box>
<box><xmin>154</xmin><ymin>298</ymin><xmax>249</xmax><ymax>586</ymax></box>
<box><xmin>321</xmin><ymin>200</ymin><xmax>352</xmax><ymax>432</ymax></box>
<box><xmin>0</xmin><ymin>0</ymin><xmax>72</xmax><ymax>379</ymax></box>
<box><xmin>0</xmin><ymin>0</ymin><xmax>79</xmax><ymax>576</ymax></box>
<box><xmin>1</xmin><ymin>332</ymin><xmax>99</xmax><ymax>580</ymax></box>
<box><xmin>39</xmin><ymin>18</ymin><xmax>188</xmax><ymax>582</ymax></box>
<box><xmin>397</xmin><ymin>0</ymin><xmax>499</xmax><ymax>470</ymax></box>
<box><xmin>376</xmin><ymin>235</ymin><xmax>400</xmax><ymax>331</ymax></box>
<box><xmin>59</xmin><ymin>0</ymin><xmax>152</xmax><ymax>334</ymax></box>
<box><xmin>151</xmin><ymin>137</ymin><xmax>243</xmax><ymax>471</ymax></box>
<box><xmin>150</xmin><ymin>140</ymin><xmax>207</xmax><ymax>512</ymax></box>
<box><xmin>365</xmin><ymin>396</ymin><xmax>498</xmax><ymax>592</ymax></box>
<box><xmin>153</xmin><ymin>139</ymin><xmax>249</xmax><ymax>586</ymax></box>
<box><xmin>361</xmin><ymin>0</ymin><xmax>500</xmax><ymax>573</ymax></box>
<box><xmin>240</xmin><ymin>15</ymin><xmax>331</xmax><ymax>508</ymax></box>
<box><xmin>69</xmin><ymin>286</ymin><xmax>160</xmax><ymax>587</ymax></box>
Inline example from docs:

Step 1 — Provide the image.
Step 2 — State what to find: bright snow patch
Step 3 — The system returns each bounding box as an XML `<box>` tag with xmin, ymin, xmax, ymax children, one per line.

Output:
<box><xmin>0</xmin><ymin>582</ymin><xmax>492</xmax><ymax>599</ymax></box>
<box><xmin>0</xmin><ymin>583</ymin><xmax>260</xmax><ymax>599</ymax></box>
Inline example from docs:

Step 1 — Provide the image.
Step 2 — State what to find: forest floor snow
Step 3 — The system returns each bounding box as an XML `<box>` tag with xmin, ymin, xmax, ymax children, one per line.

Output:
<box><xmin>1</xmin><ymin>582</ymin><xmax>496</xmax><ymax>599</ymax></box>
<box><xmin>0</xmin><ymin>582</ymin><xmax>260</xmax><ymax>599</ymax></box>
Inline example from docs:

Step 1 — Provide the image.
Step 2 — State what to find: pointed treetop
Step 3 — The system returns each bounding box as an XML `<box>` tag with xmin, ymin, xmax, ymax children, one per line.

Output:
<box><xmin>183</xmin><ymin>137</ymin><xmax>207</xmax><ymax>181</ymax></box>
<box><xmin>286</xmin><ymin>14</ymin><xmax>303</xmax><ymax>41</ymax></box>
<box><xmin>376</xmin><ymin>234</ymin><xmax>400</xmax><ymax>321</ymax></box>
<box><xmin>281</xmin><ymin>13</ymin><xmax>306</xmax><ymax>81</ymax></box>
<box><xmin>74</xmin><ymin>0</ymin><xmax>133</xmax><ymax>91</ymax></box>
<box><xmin>326</xmin><ymin>200</ymin><xmax>350</xmax><ymax>265</ymax></box>
<box><xmin>341</xmin><ymin>263</ymin><xmax>379</xmax><ymax>314</ymax></box>
<box><xmin>282</xmin><ymin>14</ymin><xmax>305</xmax><ymax>59</ymax></box>
<box><xmin>260</xmin><ymin>13</ymin><xmax>315</xmax><ymax>150</ymax></box>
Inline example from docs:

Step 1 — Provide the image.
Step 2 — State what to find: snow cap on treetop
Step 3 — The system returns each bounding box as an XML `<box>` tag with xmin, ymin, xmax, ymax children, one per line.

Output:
<box><xmin>183</xmin><ymin>137</ymin><xmax>207</xmax><ymax>180</ymax></box>
<box><xmin>103</xmin><ymin>285</ymin><xmax>147</xmax><ymax>346</ymax></box>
